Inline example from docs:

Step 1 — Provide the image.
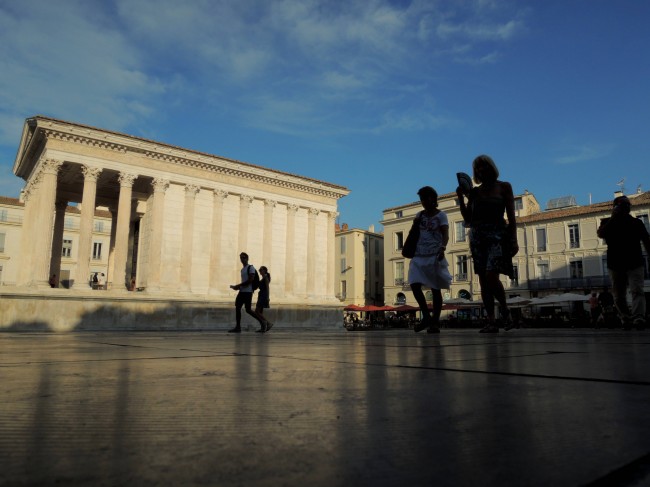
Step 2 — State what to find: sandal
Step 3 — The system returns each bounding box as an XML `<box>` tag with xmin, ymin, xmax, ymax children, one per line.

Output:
<box><xmin>479</xmin><ymin>325</ymin><xmax>499</xmax><ymax>334</ymax></box>
<box><xmin>502</xmin><ymin>309</ymin><xmax>515</xmax><ymax>331</ymax></box>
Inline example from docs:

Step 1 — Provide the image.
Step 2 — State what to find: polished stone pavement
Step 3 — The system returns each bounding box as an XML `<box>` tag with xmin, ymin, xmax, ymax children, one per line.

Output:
<box><xmin>1</xmin><ymin>328</ymin><xmax>650</xmax><ymax>487</ymax></box>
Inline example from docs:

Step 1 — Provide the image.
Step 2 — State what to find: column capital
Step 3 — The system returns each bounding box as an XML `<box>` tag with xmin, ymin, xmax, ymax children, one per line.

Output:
<box><xmin>152</xmin><ymin>178</ymin><xmax>170</xmax><ymax>193</ymax></box>
<box><xmin>328</xmin><ymin>211</ymin><xmax>339</xmax><ymax>221</ymax></box>
<box><xmin>185</xmin><ymin>184</ymin><xmax>200</xmax><ymax>196</ymax></box>
<box><xmin>118</xmin><ymin>172</ymin><xmax>138</xmax><ymax>187</ymax></box>
<box><xmin>264</xmin><ymin>199</ymin><xmax>277</xmax><ymax>208</ymax></box>
<box><xmin>41</xmin><ymin>158</ymin><xmax>63</xmax><ymax>175</ymax></box>
<box><xmin>308</xmin><ymin>208</ymin><xmax>320</xmax><ymax>218</ymax></box>
<box><xmin>240</xmin><ymin>194</ymin><xmax>254</xmax><ymax>205</ymax></box>
<box><xmin>213</xmin><ymin>188</ymin><xmax>229</xmax><ymax>200</ymax></box>
<box><xmin>287</xmin><ymin>203</ymin><xmax>299</xmax><ymax>213</ymax></box>
<box><xmin>81</xmin><ymin>165</ymin><xmax>102</xmax><ymax>181</ymax></box>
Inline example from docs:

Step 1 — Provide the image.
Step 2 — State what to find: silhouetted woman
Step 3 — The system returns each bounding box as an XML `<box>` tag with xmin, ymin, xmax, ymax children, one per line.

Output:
<box><xmin>408</xmin><ymin>186</ymin><xmax>452</xmax><ymax>333</ymax></box>
<box><xmin>456</xmin><ymin>155</ymin><xmax>518</xmax><ymax>333</ymax></box>
<box><xmin>255</xmin><ymin>266</ymin><xmax>274</xmax><ymax>333</ymax></box>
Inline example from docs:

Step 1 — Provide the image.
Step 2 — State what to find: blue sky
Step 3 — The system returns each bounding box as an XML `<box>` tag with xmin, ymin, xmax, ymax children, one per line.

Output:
<box><xmin>1</xmin><ymin>0</ymin><xmax>648</xmax><ymax>230</ymax></box>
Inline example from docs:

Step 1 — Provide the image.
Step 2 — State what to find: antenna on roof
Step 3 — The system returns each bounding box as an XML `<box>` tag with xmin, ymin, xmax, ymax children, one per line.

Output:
<box><xmin>616</xmin><ymin>178</ymin><xmax>626</xmax><ymax>194</ymax></box>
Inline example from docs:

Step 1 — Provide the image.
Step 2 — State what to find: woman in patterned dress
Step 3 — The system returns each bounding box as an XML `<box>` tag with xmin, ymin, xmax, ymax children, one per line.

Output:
<box><xmin>408</xmin><ymin>186</ymin><xmax>452</xmax><ymax>333</ymax></box>
<box><xmin>456</xmin><ymin>155</ymin><xmax>519</xmax><ymax>333</ymax></box>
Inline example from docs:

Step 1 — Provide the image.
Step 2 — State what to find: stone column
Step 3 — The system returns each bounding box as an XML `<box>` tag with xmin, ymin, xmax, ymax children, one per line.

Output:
<box><xmin>284</xmin><ymin>204</ymin><xmax>298</xmax><ymax>295</ymax></box>
<box><xmin>262</xmin><ymin>199</ymin><xmax>276</xmax><ymax>268</ymax></box>
<box><xmin>146</xmin><ymin>178</ymin><xmax>169</xmax><ymax>291</ymax></box>
<box><xmin>307</xmin><ymin>208</ymin><xmax>319</xmax><ymax>296</ymax></box>
<box><xmin>112</xmin><ymin>173</ymin><xmax>138</xmax><ymax>290</ymax></box>
<box><xmin>17</xmin><ymin>181</ymin><xmax>40</xmax><ymax>285</ymax></box>
<box><xmin>208</xmin><ymin>189</ymin><xmax>228</xmax><ymax>295</ymax></box>
<box><xmin>238</xmin><ymin>195</ymin><xmax>253</xmax><ymax>255</ymax></box>
<box><xmin>75</xmin><ymin>165</ymin><xmax>101</xmax><ymax>288</ymax></box>
<box><xmin>49</xmin><ymin>199</ymin><xmax>68</xmax><ymax>286</ymax></box>
<box><xmin>180</xmin><ymin>184</ymin><xmax>200</xmax><ymax>292</ymax></box>
<box><xmin>31</xmin><ymin>159</ymin><xmax>62</xmax><ymax>287</ymax></box>
<box><xmin>327</xmin><ymin>211</ymin><xmax>338</xmax><ymax>299</ymax></box>
<box><xmin>106</xmin><ymin>207</ymin><xmax>118</xmax><ymax>289</ymax></box>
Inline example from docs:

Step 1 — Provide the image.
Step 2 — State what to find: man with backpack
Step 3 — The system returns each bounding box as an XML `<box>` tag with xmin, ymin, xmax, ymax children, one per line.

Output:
<box><xmin>228</xmin><ymin>252</ymin><xmax>265</xmax><ymax>333</ymax></box>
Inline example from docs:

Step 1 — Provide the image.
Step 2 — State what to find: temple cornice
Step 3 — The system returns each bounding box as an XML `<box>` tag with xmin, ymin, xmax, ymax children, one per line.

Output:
<box><xmin>14</xmin><ymin>117</ymin><xmax>350</xmax><ymax>201</ymax></box>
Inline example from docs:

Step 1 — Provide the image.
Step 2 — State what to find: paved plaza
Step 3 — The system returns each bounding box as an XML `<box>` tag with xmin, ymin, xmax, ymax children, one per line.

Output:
<box><xmin>1</xmin><ymin>328</ymin><xmax>650</xmax><ymax>486</ymax></box>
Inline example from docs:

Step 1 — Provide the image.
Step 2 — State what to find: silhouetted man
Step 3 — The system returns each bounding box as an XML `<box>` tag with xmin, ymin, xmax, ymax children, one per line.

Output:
<box><xmin>597</xmin><ymin>196</ymin><xmax>650</xmax><ymax>328</ymax></box>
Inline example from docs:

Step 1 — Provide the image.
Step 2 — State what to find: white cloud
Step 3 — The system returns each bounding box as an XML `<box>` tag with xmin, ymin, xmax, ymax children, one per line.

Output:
<box><xmin>554</xmin><ymin>144</ymin><xmax>615</xmax><ymax>165</ymax></box>
<box><xmin>0</xmin><ymin>0</ymin><xmax>165</xmax><ymax>143</ymax></box>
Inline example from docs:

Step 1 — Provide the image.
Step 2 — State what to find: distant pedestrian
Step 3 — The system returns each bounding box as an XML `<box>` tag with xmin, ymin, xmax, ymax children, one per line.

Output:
<box><xmin>407</xmin><ymin>186</ymin><xmax>452</xmax><ymax>333</ymax></box>
<box><xmin>457</xmin><ymin>155</ymin><xmax>518</xmax><ymax>333</ymax></box>
<box><xmin>254</xmin><ymin>266</ymin><xmax>274</xmax><ymax>333</ymax></box>
<box><xmin>588</xmin><ymin>291</ymin><xmax>600</xmax><ymax>325</ymax></box>
<box><xmin>597</xmin><ymin>195</ymin><xmax>650</xmax><ymax>329</ymax></box>
<box><xmin>228</xmin><ymin>252</ymin><xmax>266</xmax><ymax>333</ymax></box>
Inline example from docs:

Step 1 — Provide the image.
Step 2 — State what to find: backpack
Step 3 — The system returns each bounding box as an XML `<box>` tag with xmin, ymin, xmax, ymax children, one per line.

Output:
<box><xmin>248</xmin><ymin>265</ymin><xmax>261</xmax><ymax>291</ymax></box>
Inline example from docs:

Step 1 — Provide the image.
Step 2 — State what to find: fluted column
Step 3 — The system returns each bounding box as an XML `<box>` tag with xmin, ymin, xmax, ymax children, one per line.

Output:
<box><xmin>112</xmin><ymin>172</ymin><xmax>138</xmax><ymax>290</ymax></box>
<box><xmin>262</xmin><ymin>199</ymin><xmax>276</xmax><ymax>268</ymax></box>
<box><xmin>49</xmin><ymin>199</ymin><xmax>68</xmax><ymax>286</ymax></box>
<box><xmin>30</xmin><ymin>159</ymin><xmax>63</xmax><ymax>287</ymax></box>
<box><xmin>106</xmin><ymin>207</ymin><xmax>118</xmax><ymax>288</ymax></box>
<box><xmin>307</xmin><ymin>208</ymin><xmax>319</xmax><ymax>296</ymax></box>
<box><xmin>75</xmin><ymin>166</ymin><xmax>101</xmax><ymax>288</ymax></box>
<box><xmin>208</xmin><ymin>189</ymin><xmax>228</xmax><ymax>295</ymax></box>
<box><xmin>284</xmin><ymin>204</ymin><xmax>298</xmax><ymax>296</ymax></box>
<box><xmin>146</xmin><ymin>178</ymin><xmax>169</xmax><ymax>292</ymax></box>
<box><xmin>327</xmin><ymin>211</ymin><xmax>338</xmax><ymax>299</ymax></box>
<box><xmin>238</xmin><ymin>195</ymin><xmax>253</xmax><ymax>256</ymax></box>
<box><xmin>180</xmin><ymin>184</ymin><xmax>200</xmax><ymax>292</ymax></box>
<box><xmin>17</xmin><ymin>181</ymin><xmax>40</xmax><ymax>285</ymax></box>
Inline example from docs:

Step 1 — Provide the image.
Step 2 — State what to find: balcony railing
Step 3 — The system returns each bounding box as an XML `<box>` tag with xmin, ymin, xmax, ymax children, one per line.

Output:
<box><xmin>527</xmin><ymin>276</ymin><xmax>611</xmax><ymax>291</ymax></box>
<box><xmin>455</xmin><ymin>273</ymin><xmax>468</xmax><ymax>281</ymax></box>
<box><xmin>394</xmin><ymin>278</ymin><xmax>404</xmax><ymax>286</ymax></box>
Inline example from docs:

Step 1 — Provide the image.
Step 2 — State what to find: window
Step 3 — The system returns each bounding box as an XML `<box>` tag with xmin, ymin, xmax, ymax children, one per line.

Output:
<box><xmin>568</xmin><ymin>223</ymin><xmax>580</xmax><ymax>249</ymax></box>
<box><xmin>537</xmin><ymin>262</ymin><xmax>549</xmax><ymax>279</ymax></box>
<box><xmin>62</xmin><ymin>239</ymin><xmax>72</xmax><ymax>258</ymax></box>
<box><xmin>374</xmin><ymin>239</ymin><xmax>379</xmax><ymax>254</ymax></box>
<box><xmin>375</xmin><ymin>260</ymin><xmax>380</xmax><ymax>275</ymax></box>
<box><xmin>92</xmin><ymin>242</ymin><xmax>102</xmax><ymax>260</ymax></box>
<box><xmin>514</xmin><ymin>198</ymin><xmax>523</xmax><ymax>211</ymax></box>
<box><xmin>395</xmin><ymin>210</ymin><xmax>403</xmax><ymax>218</ymax></box>
<box><xmin>64</xmin><ymin>217</ymin><xmax>74</xmax><ymax>229</ymax></box>
<box><xmin>637</xmin><ymin>214</ymin><xmax>649</xmax><ymax>232</ymax></box>
<box><xmin>340</xmin><ymin>257</ymin><xmax>347</xmax><ymax>273</ymax></box>
<box><xmin>94</xmin><ymin>220</ymin><xmax>104</xmax><ymax>232</ymax></box>
<box><xmin>569</xmin><ymin>260</ymin><xmax>583</xmax><ymax>279</ymax></box>
<box><xmin>340</xmin><ymin>280</ymin><xmax>346</xmax><ymax>299</ymax></box>
<box><xmin>511</xmin><ymin>264</ymin><xmax>519</xmax><ymax>286</ymax></box>
<box><xmin>0</xmin><ymin>209</ymin><xmax>7</xmax><ymax>222</ymax></box>
<box><xmin>456</xmin><ymin>255</ymin><xmax>468</xmax><ymax>281</ymax></box>
<box><xmin>0</xmin><ymin>232</ymin><xmax>5</xmax><ymax>252</ymax></box>
<box><xmin>455</xmin><ymin>221</ymin><xmax>467</xmax><ymax>243</ymax></box>
<box><xmin>536</xmin><ymin>228</ymin><xmax>547</xmax><ymax>252</ymax></box>
<box><xmin>395</xmin><ymin>231</ymin><xmax>404</xmax><ymax>250</ymax></box>
<box><xmin>395</xmin><ymin>261</ymin><xmax>404</xmax><ymax>286</ymax></box>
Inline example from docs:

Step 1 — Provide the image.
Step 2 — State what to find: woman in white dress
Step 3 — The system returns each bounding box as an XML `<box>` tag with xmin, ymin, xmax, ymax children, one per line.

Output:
<box><xmin>409</xmin><ymin>186</ymin><xmax>452</xmax><ymax>333</ymax></box>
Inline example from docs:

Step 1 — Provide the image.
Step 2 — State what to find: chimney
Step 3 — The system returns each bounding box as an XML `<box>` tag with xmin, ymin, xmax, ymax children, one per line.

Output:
<box><xmin>342</xmin><ymin>223</ymin><xmax>348</xmax><ymax>231</ymax></box>
<box><xmin>368</xmin><ymin>224</ymin><xmax>375</xmax><ymax>233</ymax></box>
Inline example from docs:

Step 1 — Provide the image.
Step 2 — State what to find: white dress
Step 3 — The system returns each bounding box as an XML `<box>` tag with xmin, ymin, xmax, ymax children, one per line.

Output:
<box><xmin>408</xmin><ymin>210</ymin><xmax>452</xmax><ymax>290</ymax></box>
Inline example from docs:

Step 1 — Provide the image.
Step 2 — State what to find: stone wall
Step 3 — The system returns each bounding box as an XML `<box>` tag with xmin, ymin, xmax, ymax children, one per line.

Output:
<box><xmin>0</xmin><ymin>289</ymin><xmax>344</xmax><ymax>332</ymax></box>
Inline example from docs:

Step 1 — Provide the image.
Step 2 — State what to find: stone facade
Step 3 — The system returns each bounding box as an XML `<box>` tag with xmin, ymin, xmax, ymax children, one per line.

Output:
<box><xmin>1</xmin><ymin>116</ymin><xmax>349</xmax><ymax>330</ymax></box>
<box><xmin>335</xmin><ymin>224</ymin><xmax>384</xmax><ymax>305</ymax></box>
<box><xmin>382</xmin><ymin>190</ymin><xmax>650</xmax><ymax>306</ymax></box>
